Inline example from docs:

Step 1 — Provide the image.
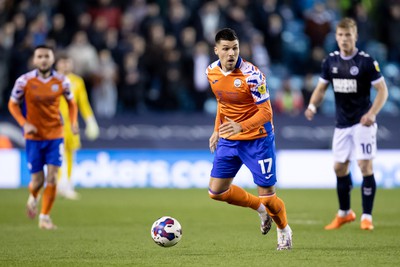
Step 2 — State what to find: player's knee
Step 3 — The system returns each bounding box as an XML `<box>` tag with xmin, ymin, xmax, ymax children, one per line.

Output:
<box><xmin>46</xmin><ymin>174</ymin><xmax>58</xmax><ymax>185</ymax></box>
<box><xmin>334</xmin><ymin>164</ymin><xmax>348</xmax><ymax>176</ymax></box>
<box><xmin>31</xmin><ymin>180</ymin><xmax>44</xmax><ymax>191</ymax></box>
<box><xmin>357</xmin><ymin>161</ymin><xmax>373</xmax><ymax>176</ymax></box>
<box><xmin>31</xmin><ymin>175</ymin><xmax>45</xmax><ymax>189</ymax></box>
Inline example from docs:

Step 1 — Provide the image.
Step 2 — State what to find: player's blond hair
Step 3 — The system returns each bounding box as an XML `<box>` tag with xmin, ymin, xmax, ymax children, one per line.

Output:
<box><xmin>336</xmin><ymin>17</ymin><xmax>358</xmax><ymax>32</ymax></box>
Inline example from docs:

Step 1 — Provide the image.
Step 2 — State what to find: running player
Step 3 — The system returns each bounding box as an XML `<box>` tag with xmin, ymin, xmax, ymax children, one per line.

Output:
<box><xmin>207</xmin><ymin>28</ymin><xmax>292</xmax><ymax>250</ymax></box>
<box><xmin>56</xmin><ymin>54</ymin><xmax>99</xmax><ymax>200</ymax></box>
<box><xmin>8</xmin><ymin>45</ymin><xmax>78</xmax><ymax>230</ymax></box>
<box><xmin>305</xmin><ymin>18</ymin><xmax>388</xmax><ymax>231</ymax></box>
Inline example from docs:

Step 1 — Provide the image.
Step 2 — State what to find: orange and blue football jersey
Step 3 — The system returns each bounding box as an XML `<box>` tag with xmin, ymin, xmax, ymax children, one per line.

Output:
<box><xmin>207</xmin><ymin>57</ymin><xmax>277</xmax><ymax>185</ymax></box>
<box><xmin>9</xmin><ymin>69</ymin><xmax>74</xmax><ymax>140</ymax></box>
<box><xmin>206</xmin><ymin>57</ymin><xmax>273</xmax><ymax>140</ymax></box>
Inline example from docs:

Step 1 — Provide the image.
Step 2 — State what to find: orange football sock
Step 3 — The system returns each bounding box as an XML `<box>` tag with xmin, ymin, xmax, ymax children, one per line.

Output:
<box><xmin>260</xmin><ymin>193</ymin><xmax>288</xmax><ymax>229</ymax></box>
<box><xmin>28</xmin><ymin>182</ymin><xmax>41</xmax><ymax>198</ymax></box>
<box><xmin>209</xmin><ymin>184</ymin><xmax>261</xmax><ymax>210</ymax></box>
<box><xmin>41</xmin><ymin>184</ymin><xmax>57</xmax><ymax>215</ymax></box>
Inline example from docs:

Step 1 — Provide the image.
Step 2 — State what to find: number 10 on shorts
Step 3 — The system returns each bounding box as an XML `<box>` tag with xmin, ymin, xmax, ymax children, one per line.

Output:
<box><xmin>361</xmin><ymin>143</ymin><xmax>372</xmax><ymax>154</ymax></box>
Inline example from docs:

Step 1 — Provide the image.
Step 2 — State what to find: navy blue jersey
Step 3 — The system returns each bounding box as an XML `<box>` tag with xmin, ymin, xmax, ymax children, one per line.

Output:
<box><xmin>320</xmin><ymin>50</ymin><xmax>383</xmax><ymax>128</ymax></box>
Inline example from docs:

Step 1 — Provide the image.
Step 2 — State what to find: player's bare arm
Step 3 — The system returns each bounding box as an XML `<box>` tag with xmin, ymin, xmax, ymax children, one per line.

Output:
<box><xmin>360</xmin><ymin>79</ymin><xmax>389</xmax><ymax>126</ymax></box>
<box><xmin>305</xmin><ymin>81</ymin><xmax>329</xmax><ymax>121</ymax></box>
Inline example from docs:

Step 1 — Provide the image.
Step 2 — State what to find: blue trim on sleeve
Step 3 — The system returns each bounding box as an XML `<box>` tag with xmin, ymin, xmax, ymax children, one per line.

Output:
<box><xmin>256</xmin><ymin>98</ymin><xmax>268</xmax><ymax>104</ymax></box>
<box><xmin>264</xmin><ymin>121</ymin><xmax>273</xmax><ymax>134</ymax></box>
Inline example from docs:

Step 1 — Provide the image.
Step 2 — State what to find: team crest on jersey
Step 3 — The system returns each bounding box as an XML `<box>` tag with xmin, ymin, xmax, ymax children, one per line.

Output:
<box><xmin>257</xmin><ymin>84</ymin><xmax>266</xmax><ymax>94</ymax></box>
<box><xmin>373</xmin><ymin>61</ymin><xmax>381</xmax><ymax>72</ymax></box>
<box><xmin>332</xmin><ymin>67</ymin><xmax>338</xmax><ymax>74</ymax></box>
<box><xmin>51</xmin><ymin>84</ymin><xmax>59</xmax><ymax>92</ymax></box>
<box><xmin>350</xmin><ymin>66</ymin><xmax>359</xmax><ymax>76</ymax></box>
<box><xmin>234</xmin><ymin>78</ymin><xmax>242</xmax><ymax>87</ymax></box>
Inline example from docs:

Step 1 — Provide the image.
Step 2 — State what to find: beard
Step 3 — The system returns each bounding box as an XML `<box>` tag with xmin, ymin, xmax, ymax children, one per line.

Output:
<box><xmin>37</xmin><ymin>66</ymin><xmax>52</xmax><ymax>76</ymax></box>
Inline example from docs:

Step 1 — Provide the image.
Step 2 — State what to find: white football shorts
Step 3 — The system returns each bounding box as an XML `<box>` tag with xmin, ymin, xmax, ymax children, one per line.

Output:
<box><xmin>332</xmin><ymin>123</ymin><xmax>378</xmax><ymax>163</ymax></box>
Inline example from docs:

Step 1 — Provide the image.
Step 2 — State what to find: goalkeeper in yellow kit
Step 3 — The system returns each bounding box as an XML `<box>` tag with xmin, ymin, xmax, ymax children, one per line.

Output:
<box><xmin>56</xmin><ymin>54</ymin><xmax>99</xmax><ymax>199</ymax></box>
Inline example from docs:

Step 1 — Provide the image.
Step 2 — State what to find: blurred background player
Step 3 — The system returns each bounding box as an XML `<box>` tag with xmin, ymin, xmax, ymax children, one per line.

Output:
<box><xmin>207</xmin><ymin>28</ymin><xmax>292</xmax><ymax>250</ymax></box>
<box><xmin>305</xmin><ymin>18</ymin><xmax>388</xmax><ymax>231</ymax></box>
<box><xmin>0</xmin><ymin>135</ymin><xmax>13</xmax><ymax>148</ymax></box>
<box><xmin>8</xmin><ymin>45</ymin><xmax>78</xmax><ymax>229</ymax></box>
<box><xmin>56</xmin><ymin>54</ymin><xmax>100</xmax><ymax>200</ymax></box>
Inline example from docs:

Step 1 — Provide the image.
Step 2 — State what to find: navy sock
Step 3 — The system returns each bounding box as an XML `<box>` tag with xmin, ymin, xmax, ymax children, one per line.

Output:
<box><xmin>361</xmin><ymin>174</ymin><xmax>376</xmax><ymax>215</ymax></box>
<box><xmin>336</xmin><ymin>174</ymin><xmax>353</xmax><ymax>211</ymax></box>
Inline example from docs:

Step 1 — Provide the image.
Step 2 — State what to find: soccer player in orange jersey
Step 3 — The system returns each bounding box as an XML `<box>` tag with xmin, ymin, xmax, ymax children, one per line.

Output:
<box><xmin>206</xmin><ymin>28</ymin><xmax>292</xmax><ymax>250</ymax></box>
<box><xmin>8</xmin><ymin>45</ymin><xmax>78</xmax><ymax>230</ymax></box>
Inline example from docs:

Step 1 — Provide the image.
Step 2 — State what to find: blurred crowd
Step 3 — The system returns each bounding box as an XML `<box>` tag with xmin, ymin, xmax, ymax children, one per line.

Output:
<box><xmin>0</xmin><ymin>0</ymin><xmax>400</xmax><ymax>118</ymax></box>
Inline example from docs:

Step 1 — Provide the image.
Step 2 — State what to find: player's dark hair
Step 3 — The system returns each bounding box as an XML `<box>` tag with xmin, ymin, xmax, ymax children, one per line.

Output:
<box><xmin>34</xmin><ymin>44</ymin><xmax>54</xmax><ymax>52</ymax></box>
<box><xmin>215</xmin><ymin>28</ymin><xmax>238</xmax><ymax>43</ymax></box>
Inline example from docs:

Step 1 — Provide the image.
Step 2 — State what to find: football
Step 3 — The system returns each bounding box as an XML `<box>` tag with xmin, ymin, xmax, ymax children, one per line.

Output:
<box><xmin>150</xmin><ymin>216</ymin><xmax>182</xmax><ymax>247</ymax></box>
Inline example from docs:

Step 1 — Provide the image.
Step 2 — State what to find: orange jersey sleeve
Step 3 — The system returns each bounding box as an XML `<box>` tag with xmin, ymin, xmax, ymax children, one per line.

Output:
<box><xmin>214</xmin><ymin>104</ymin><xmax>221</xmax><ymax>132</ymax></box>
<box><xmin>67</xmin><ymin>98</ymin><xmax>78</xmax><ymax>127</ymax></box>
<box><xmin>9</xmin><ymin>70</ymin><xmax>73</xmax><ymax>140</ymax></box>
<box><xmin>8</xmin><ymin>100</ymin><xmax>27</xmax><ymax>127</ymax></box>
<box><xmin>206</xmin><ymin>57</ymin><xmax>273</xmax><ymax>140</ymax></box>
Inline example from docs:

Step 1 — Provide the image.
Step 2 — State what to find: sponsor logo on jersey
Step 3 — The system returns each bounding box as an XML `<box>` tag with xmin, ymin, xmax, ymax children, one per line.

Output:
<box><xmin>257</xmin><ymin>84</ymin><xmax>266</xmax><ymax>94</ymax></box>
<box><xmin>332</xmin><ymin>78</ymin><xmax>357</xmax><ymax>93</ymax></box>
<box><xmin>212</xmin><ymin>80</ymin><xmax>219</xmax><ymax>84</ymax></box>
<box><xmin>234</xmin><ymin>78</ymin><xmax>242</xmax><ymax>87</ymax></box>
<box><xmin>350</xmin><ymin>66</ymin><xmax>359</xmax><ymax>76</ymax></box>
<box><xmin>51</xmin><ymin>84</ymin><xmax>59</xmax><ymax>92</ymax></box>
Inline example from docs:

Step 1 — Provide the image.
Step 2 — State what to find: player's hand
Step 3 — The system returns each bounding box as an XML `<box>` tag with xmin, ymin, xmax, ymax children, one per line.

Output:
<box><xmin>71</xmin><ymin>124</ymin><xmax>80</xmax><ymax>135</ymax></box>
<box><xmin>360</xmin><ymin>112</ymin><xmax>376</xmax><ymax>126</ymax></box>
<box><xmin>304</xmin><ymin>108</ymin><xmax>315</xmax><ymax>121</ymax></box>
<box><xmin>209</xmin><ymin>131</ymin><xmax>219</xmax><ymax>153</ymax></box>
<box><xmin>219</xmin><ymin>117</ymin><xmax>242</xmax><ymax>138</ymax></box>
<box><xmin>85</xmin><ymin>120</ymin><xmax>99</xmax><ymax>140</ymax></box>
<box><xmin>23</xmin><ymin>122</ymin><xmax>37</xmax><ymax>135</ymax></box>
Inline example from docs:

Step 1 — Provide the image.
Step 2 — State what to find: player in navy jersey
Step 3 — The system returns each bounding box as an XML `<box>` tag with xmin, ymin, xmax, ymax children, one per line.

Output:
<box><xmin>305</xmin><ymin>18</ymin><xmax>388</xmax><ymax>231</ymax></box>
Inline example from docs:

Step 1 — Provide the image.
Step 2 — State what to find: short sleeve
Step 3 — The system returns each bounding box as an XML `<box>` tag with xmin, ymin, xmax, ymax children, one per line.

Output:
<box><xmin>320</xmin><ymin>57</ymin><xmax>331</xmax><ymax>82</ymax></box>
<box><xmin>10</xmin><ymin>76</ymin><xmax>27</xmax><ymax>103</ymax></box>
<box><xmin>62</xmin><ymin>76</ymin><xmax>73</xmax><ymax>101</ymax></box>
<box><xmin>248</xmin><ymin>70</ymin><xmax>269</xmax><ymax>104</ymax></box>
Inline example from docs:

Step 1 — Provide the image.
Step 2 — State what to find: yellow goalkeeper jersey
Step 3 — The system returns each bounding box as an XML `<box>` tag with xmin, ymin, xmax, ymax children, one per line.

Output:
<box><xmin>60</xmin><ymin>73</ymin><xmax>94</xmax><ymax>150</ymax></box>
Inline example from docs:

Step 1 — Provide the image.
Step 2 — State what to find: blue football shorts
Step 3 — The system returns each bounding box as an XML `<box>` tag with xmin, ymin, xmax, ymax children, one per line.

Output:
<box><xmin>26</xmin><ymin>138</ymin><xmax>64</xmax><ymax>174</ymax></box>
<box><xmin>210</xmin><ymin>133</ymin><xmax>277</xmax><ymax>187</ymax></box>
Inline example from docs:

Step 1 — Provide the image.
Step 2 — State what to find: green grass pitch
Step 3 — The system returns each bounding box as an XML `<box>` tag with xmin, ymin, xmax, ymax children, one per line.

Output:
<box><xmin>0</xmin><ymin>188</ymin><xmax>399</xmax><ymax>267</ymax></box>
